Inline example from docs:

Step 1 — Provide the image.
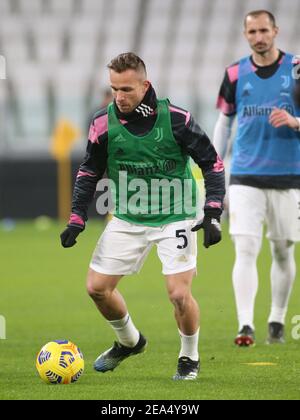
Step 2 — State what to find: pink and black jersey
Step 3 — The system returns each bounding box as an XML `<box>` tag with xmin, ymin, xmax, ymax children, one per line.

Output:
<box><xmin>70</xmin><ymin>86</ymin><xmax>225</xmax><ymax>228</ymax></box>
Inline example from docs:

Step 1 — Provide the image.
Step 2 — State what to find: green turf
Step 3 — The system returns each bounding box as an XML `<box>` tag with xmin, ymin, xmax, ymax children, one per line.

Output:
<box><xmin>0</xmin><ymin>220</ymin><xmax>300</xmax><ymax>400</ymax></box>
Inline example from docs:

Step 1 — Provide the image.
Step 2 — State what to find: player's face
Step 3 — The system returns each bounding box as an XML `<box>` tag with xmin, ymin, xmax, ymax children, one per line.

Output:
<box><xmin>244</xmin><ymin>15</ymin><xmax>278</xmax><ymax>55</ymax></box>
<box><xmin>110</xmin><ymin>69</ymin><xmax>150</xmax><ymax>114</ymax></box>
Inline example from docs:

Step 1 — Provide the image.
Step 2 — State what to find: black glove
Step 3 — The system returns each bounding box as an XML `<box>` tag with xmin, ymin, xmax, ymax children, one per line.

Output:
<box><xmin>60</xmin><ymin>225</ymin><xmax>84</xmax><ymax>248</ymax></box>
<box><xmin>191</xmin><ymin>215</ymin><xmax>222</xmax><ymax>248</ymax></box>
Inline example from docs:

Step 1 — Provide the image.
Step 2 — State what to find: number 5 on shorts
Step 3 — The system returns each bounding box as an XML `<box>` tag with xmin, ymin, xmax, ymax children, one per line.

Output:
<box><xmin>176</xmin><ymin>230</ymin><xmax>188</xmax><ymax>249</ymax></box>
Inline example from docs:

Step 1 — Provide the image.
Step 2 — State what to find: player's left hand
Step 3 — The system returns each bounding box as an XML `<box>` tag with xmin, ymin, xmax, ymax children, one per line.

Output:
<box><xmin>60</xmin><ymin>225</ymin><xmax>83</xmax><ymax>248</ymax></box>
<box><xmin>269</xmin><ymin>108</ymin><xmax>300</xmax><ymax>130</ymax></box>
<box><xmin>191</xmin><ymin>216</ymin><xmax>222</xmax><ymax>248</ymax></box>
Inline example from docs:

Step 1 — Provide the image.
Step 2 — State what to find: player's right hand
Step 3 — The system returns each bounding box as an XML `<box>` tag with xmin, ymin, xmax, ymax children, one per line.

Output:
<box><xmin>60</xmin><ymin>226</ymin><xmax>83</xmax><ymax>248</ymax></box>
<box><xmin>269</xmin><ymin>108</ymin><xmax>300</xmax><ymax>130</ymax></box>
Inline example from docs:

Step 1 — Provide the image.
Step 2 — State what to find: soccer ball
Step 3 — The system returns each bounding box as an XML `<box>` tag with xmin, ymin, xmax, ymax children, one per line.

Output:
<box><xmin>36</xmin><ymin>340</ymin><xmax>84</xmax><ymax>384</ymax></box>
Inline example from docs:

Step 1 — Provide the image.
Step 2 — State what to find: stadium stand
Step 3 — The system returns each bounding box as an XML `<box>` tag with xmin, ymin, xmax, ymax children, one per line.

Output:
<box><xmin>0</xmin><ymin>0</ymin><xmax>300</xmax><ymax>156</ymax></box>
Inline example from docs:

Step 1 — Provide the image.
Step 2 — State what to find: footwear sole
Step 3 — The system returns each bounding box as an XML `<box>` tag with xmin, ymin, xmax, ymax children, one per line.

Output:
<box><xmin>235</xmin><ymin>336</ymin><xmax>255</xmax><ymax>347</ymax></box>
<box><xmin>173</xmin><ymin>374</ymin><xmax>198</xmax><ymax>381</ymax></box>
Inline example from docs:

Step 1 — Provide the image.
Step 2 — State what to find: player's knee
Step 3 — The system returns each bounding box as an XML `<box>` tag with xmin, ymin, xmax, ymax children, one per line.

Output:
<box><xmin>271</xmin><ymin>241</ymin><xmax>294</xmax><ymax>263</ymax></box>
<box><xmin>86</xmin><ymin>272</ymin><xmax>114</xmax><ymax>302</ymax></box>
<box><xmin>234</xmin><ymin>235</ymin><xmax>261</xmax><ymax>260</ymax></box>
<box><xmin>169</xmin><ymin>289</ymin><xmax>189</xmax><ymax>310</ymax></box>
<box><xmin>86</xmin><ymin>283</ymin><xmax>112</xmax><ymax>302</ymax></box>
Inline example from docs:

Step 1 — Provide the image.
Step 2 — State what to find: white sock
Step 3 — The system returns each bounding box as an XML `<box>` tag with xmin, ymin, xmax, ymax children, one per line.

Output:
<box><xmin>232</xmin><ymin>235</ymin><xmax>262</xmax><ymax>331</ymax></box>
<box><xmin>108</xmin><ymin>313</ymin><xmax>140</xmax><ymax>348</ymax></box>
<box><xmin>268</xmin><ymin>241</ymin><xmax>296</xmax><ymax>325</ymax></box>
<box><xmin>179</xmin><ymin>328</ymin><xmax>199</xmax><ymax>362</ymax></box>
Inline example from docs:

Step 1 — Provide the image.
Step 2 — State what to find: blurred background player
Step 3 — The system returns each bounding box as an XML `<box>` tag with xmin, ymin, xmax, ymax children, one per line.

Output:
<box><xmin>61</xmin><ymin>52</ymin><xmax>225</xmax><ymax>380</ymax></box>
<box><xmin>213</xmin><ymin>10</ymin><xmax>300</xmax><ymax>346</ymax></box>
<box><xmin>87</xmin><ymin>88</ymin><xmax>113</xmax><ymax>132</ymax></box>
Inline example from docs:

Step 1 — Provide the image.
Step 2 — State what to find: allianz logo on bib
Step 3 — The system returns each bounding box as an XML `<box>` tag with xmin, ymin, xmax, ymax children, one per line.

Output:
<box><xmin>118</xmin><ymin>160</ymin><xmax>177</xmax><ymax>176</ymax></box>
<box><xmin>242</xmin><ymin>103</ymin><xmax>295</xmax><ymax>118</ymax></box>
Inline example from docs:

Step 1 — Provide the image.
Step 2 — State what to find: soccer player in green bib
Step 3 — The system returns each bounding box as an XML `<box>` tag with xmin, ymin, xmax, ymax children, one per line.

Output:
<box><xmin>61</xmin><ymin>53</ymin><xmax>225</xmax><ymax>380</ymax></box>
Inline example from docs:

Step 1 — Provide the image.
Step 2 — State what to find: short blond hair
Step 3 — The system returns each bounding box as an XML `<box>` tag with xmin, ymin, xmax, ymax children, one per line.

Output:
<box><xmin>108</xmin><ymin>53</ymin><xmax>147</xmax><ymax>76</ymax></box>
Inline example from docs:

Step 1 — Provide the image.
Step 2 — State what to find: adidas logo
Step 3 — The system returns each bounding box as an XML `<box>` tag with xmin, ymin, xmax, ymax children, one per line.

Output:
<box><xmin>115</xmin><ymin>148</ymin><xmax>125</xmax><ymax>157</ymax></box>
<box><xmin>135</xmin><ymin>103</ymin><xmax>154</xmax><ymax>117</ymax></box>
<box><xmin>177</xmin><ymin>255</ymin><xmax>189</xmax><ymax>263</ymax></box>
<box><xmin>242</xmin><ymin>82</ymin><xmax>253</xmax><ymax>97</ymax></box>
<box><xmin>113</xmin><ymin>134</ymin><xmax>126</xmax><ymax>143</ymax></box>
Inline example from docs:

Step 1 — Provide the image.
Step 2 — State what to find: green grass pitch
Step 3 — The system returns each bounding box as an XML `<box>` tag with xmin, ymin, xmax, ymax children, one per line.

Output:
<box><xmin>0</xmin><ymin>220</ymin><xmax>300</xmax><ymax>400</ymax></box>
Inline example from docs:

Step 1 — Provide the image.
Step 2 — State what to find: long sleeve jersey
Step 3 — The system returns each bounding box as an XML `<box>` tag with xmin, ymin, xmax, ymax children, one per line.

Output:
<box><xmin>69</xmin><ymin>93</ymin><xmax>225</xmax><ymax>228</ymax></box>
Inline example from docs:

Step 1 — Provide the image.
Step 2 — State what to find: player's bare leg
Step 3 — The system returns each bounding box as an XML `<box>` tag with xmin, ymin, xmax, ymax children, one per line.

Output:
<box><xmin>87</xmin><ymin>269</ymin><xmax>147</xmax><ymax>372</ymax></box>
<box><xmin>87</xmin><ymin>269</ymin><xmax>126</xmax><ymax>320</ymax></box>
<box><xmin>165</xmin><ymin>269</ymin><xmax>200</xmax><ymax>334</ymax></box>
<box><xmin>165</xmin><ymin>269</ymin><xmax>200</xmax><ymax>380</ymax></box>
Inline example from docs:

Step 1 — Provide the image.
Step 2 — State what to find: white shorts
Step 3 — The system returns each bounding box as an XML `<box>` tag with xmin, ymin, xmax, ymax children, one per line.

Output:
<box><xmin>229</xmin><ymin>185</ymin><xmax>300</xmax><ymax>242</ymax></box>
<box><xmin>90</xmin><ymin>217</ymin><xmax>198</xmax><ymax>276</ymax></box>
